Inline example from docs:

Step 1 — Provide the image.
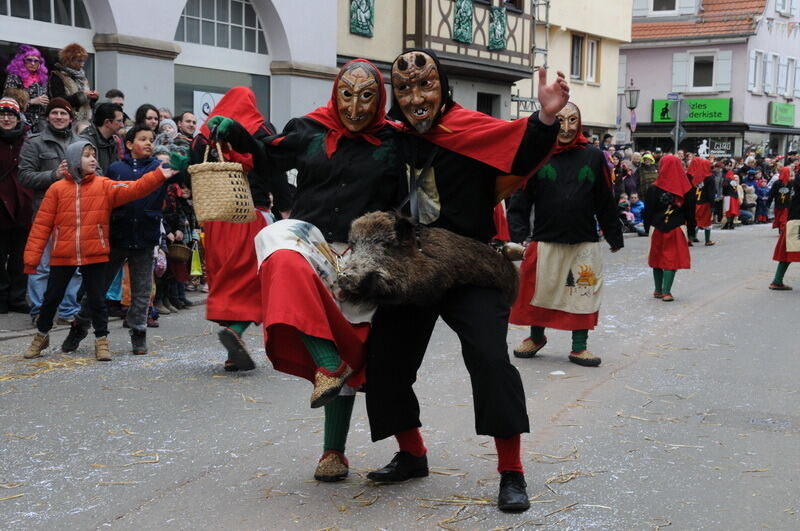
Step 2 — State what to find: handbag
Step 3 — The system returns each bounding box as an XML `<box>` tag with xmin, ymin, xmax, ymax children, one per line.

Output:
<box><xmin>190</xmin><ymin>241</ymin><xmax>203</xmax><ymax>276</ymax></box>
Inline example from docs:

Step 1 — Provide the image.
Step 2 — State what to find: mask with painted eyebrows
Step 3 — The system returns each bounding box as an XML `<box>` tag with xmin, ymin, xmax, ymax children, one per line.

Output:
<box><xmin>391</xmin><ymin>51</ymin><xmax>443</xmax><ymax>134</ymax></box>
<box><xmin>336</xmin><ymin>63</ymin><xmax>380</xmax><ymax>133</ymax></box>
<box><xmin>556</xmin><ymin>102</ymin><xmax>580</xmax><ymax>145</ymax></box>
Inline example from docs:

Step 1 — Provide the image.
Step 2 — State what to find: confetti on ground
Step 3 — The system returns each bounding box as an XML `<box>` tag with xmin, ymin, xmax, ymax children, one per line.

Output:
<box><xmin>90</xmin><ymin>450</ymin><xmax>160</xmax><ymax>468</ymax></box>
<box><xmin>529</xmin><ymin>446</ymin><xmax>579</xmax><ymax>463</ymax></box>
<box><xmin>0</xmin><ymin>356</ymin><xmax>94</xmax><ymax>381</ymax></box>
<box><xmin>4</xmin><ymin>432</ymin><xmax>37</xmax><ymax>440</ymax></box>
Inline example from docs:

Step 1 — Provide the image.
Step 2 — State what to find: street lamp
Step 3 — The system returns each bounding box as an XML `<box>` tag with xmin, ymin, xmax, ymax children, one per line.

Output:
<box><xmin>624</xmin><ymin>79</ymin><xmax>640</xmax><ymax>111</ymax></box>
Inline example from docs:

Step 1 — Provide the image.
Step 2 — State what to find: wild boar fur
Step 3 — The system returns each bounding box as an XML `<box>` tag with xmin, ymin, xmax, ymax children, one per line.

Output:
<box><xmin>338</xmin><ymin>211</ymin><xmax>519</xmax><ymax>306</ymax></box>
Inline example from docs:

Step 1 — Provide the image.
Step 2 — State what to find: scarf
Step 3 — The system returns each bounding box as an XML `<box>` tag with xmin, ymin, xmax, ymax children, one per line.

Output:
<box><xmin>304</xmin><ymin>59</ymin><xmax>388</xmax><ymax>158</ymax></box>
<box><xmin>686</xmin><ymin>157</ymin><xmax>712</xmax><ymax>187</ymax></box>
<box><xmin>55</xmin><ymin>63</ymin><xmax>87</xmax><ymax>92</ymax></box>
<box><xmin>654</xmin><ymin>154</ymin><xmax>692</xmax><ymax>198</ymax></box>
<box><xmin>0</xmin><ymin>122</ymin><xmax>25</xmax><ymax>142</ymax></box>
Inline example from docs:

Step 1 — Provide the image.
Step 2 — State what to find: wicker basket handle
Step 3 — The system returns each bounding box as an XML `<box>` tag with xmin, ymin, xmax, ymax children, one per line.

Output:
<box><xmin>202</xmin><ymin>141</ymin><xmax>231</xmax><ymax>163</ymax></box>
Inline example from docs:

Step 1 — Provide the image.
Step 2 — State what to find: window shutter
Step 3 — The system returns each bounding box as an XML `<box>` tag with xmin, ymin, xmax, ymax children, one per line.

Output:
<box><xmin>795</xmin><ymin>64</ymin><xmax>800</xmax><ymax>98</ymax></box>
<box><xmin>672</xmin><ymin>52</ymin><xmax>688</xmax><ymax>92</ymax></box>
<box><xmin>716</xmin><ymin>50</ymin><xmax>733</xmax><ymax>92</ymax></box>
<box><xmin>777</xmin><ymin>57</ymin><xmax>789</xmax><ymax>95</ymax></box>
<box><xmin>748</xmin><ymin>50</ymin><xmax>757</xmax><ymax>91</ymax></box>
<box><xmin>792</xmin><ymin>0</ymin><xmax>799</xmax><ymax>17</ymax></box>
<box><xmin>632</xmin><ymin>0</ymin><xmax>648</xmax><ymax>17</ymax></box>
<box><xmin>678</xmin><ymin>0</ymin><xmax>696</xmax><ymax>15</ymax></box>
<box><xmin>764</xmin><ymin>55</ymin><xmax>775</xmax><ymax>94</ymax></box>
<box><xmin>618</xmin><ymin>55</ymin><xmax>627</xmax><ymax>95</ymax></box>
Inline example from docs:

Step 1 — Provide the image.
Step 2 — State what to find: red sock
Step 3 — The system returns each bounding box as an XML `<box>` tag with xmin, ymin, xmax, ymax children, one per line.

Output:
<box><xmin>494</xmin><ymin>434</ymin><xmax>523</xmax><ymax>474</ymax></box>
<box><xmin>395</xmin><ymin>428</ymin><xmax>427</xmax><ymax>457</ymax></box>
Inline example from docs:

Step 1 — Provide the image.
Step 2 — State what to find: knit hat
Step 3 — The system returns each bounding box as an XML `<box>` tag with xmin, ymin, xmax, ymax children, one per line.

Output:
<box><xmin>46</xmin><ymin>97</ymin><xmax>73</xmax><ymax>116</ymax></box>
<box><xmin>0</xmin><ymin>97</ymin><xmax>21</xmax><ymax>117</ymax></box>
<box><xmin>642</xmin><ymin>153</ymin><xmax>655</xmax><ymax>164</ymax></box>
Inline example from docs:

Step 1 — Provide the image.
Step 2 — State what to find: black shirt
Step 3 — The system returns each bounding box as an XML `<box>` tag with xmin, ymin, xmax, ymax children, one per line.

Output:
<box><xmin>264</xmin><ymin>117</ymin><xmax>406</xmax><ymax>242</ymax></box>
<box><xmin>694</xmin><ymin>176</ymin><xmax>716</xmax><ymax>204</ymax></box>
<box><xmin>398</xmin><ymin>112</ymin><xmax>559</xmax><ymax>243</ymax></box>
<box><xmin>507</xmin><ymin>145</ymin><xmax>624</xmax><ymax>250</ymax></box>
<box><xmin>643</xmin><ymin>186</ymin><xmax>695</xmax><ymax>234</ymax></box>
<box><xmin>769</xmin><ymin>179</ymin><xmax>794</xmax><ymax>210</ymax></box>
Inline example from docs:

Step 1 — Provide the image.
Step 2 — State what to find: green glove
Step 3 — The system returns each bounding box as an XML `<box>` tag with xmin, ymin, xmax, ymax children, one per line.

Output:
<box><xmin>206</xmin><ymin>116</ymin><xmax>236</xmax><ymax>139</ymax></box>
<box><xmin>169</xmin><ymin>152</ymin><xmax>189</xmax><ymax>172</ymax></box>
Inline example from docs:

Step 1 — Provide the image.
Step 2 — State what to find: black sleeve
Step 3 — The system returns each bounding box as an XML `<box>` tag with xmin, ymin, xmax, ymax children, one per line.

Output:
<box><xmin>768</xmin><ymin>181</ymin><xmax>778</xmax><ymax>206</ymax></box>
<box><xmin>509</xmin><ymin>112</ymin><xmax>559</xmax><ymax>175</ymax></box>
<box><xmin>259</xmin><ymin>118</ymin><xmax>307</xmax><ymax>173</ymax></box>
<box><xmin>507</xmin><ymin>187</ymin><xmax>534</xmax><ymax>243</ymax></box>
<box><xmin>682</xmin><ymin>190</ymin><xmax>695</xmax><ymax>228</ymax></box>
<box><xmin>594</xmin><ymin>166</ymin><xmax>624</xmax><ymax>250</ymax></box>
<box><xmin>253</xmin><ymin>125</ymin><xmax>292</xmax><ymax>212</ymax></box>
<box><xmin>643</xmin><ymin>186</ymin><xmax>658</xmax><ymax>234</ymax></box>
<box><xmin>685</xmin><ymin>185</ymin><xmax>697</xmax><ymax>233</ymax></box>
<box><xmin>48</xmin><ymin>75</ymin><xmax>65</xmax><ymax>100</ymax></box>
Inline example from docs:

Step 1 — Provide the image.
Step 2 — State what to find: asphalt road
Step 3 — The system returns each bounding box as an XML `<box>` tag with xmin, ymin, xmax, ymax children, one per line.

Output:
<box><xmin>1</xmin><ymin>224</ymin><xmax>798</xmax><ymax>530</ymax></box>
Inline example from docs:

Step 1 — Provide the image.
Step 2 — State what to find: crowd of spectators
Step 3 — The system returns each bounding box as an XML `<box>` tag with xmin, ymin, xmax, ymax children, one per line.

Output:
<box><xmin>587</xmin><ymin>133</ymin><xmax>799</xmax><ymax>235</ymax></box>
<box><xmin>1</xmin><ymin>42</ymin><xmax>204</xmax><ymax>335</ymax></box>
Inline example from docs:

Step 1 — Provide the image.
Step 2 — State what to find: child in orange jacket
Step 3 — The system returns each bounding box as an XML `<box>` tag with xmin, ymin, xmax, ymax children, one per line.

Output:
<box><xmin>22</xmin><ymin>140</ymin><xmax>183</xmax><ymax>360</ymax></box>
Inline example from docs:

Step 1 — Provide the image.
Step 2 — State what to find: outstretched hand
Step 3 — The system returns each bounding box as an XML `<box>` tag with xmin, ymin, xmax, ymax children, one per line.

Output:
<box><xmin>537</xmin><ymin>68</ymin><xmax>570</xmax><ymax>125</ymax></box>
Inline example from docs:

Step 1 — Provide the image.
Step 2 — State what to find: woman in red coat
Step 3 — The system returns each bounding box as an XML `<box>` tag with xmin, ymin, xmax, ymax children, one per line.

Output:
<box><xmin>190</xmin><ymin>87</ymin><xmax>292</xmax><ymax>372</ymax></box>
<box><xmin>643</xmin><ymin>155</ymin><xmax>694</xmax><ymax>301</ymax></box>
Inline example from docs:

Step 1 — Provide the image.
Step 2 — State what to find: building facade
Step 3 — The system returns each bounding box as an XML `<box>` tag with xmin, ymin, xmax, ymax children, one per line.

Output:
<box><xmin>513</xmin><ymin>0</ymin><xmax>633</xmax><ymax>141</ymax></box>
<box><xmin>2</xmin><ymin>0</ymin><xmax>556</xmax><ymax>131</ymax></box>
<box><xmin>621</xmin><ymin>0</ymin><xmax>800</xmax><ymax>158</ymax></box>
<box><xmin>1</xmin><ymin>0</ymin><xmax>338</xmax><ymax>130</ymax></box>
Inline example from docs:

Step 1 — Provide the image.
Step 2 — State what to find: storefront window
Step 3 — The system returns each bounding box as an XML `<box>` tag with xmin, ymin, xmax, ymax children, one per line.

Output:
<box><xmin>174</xmin><ymin>64</ymin><xmax>269</xmax><ymax>128</ymax></box>
<box><xmin>175</xmin><ymin>0</ymin><xmax>268</xmax><ymax>55</ymax></box>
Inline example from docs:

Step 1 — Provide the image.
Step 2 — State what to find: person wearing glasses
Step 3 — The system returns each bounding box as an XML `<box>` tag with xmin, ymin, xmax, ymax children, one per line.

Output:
<box><xmin>3</xmin><ymin>44</ymin><xmax>50</xmax><ymax>132</ymax></box>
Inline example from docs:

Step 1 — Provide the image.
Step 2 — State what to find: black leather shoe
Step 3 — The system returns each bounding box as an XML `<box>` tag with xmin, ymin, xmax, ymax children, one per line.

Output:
<box><xmin>366</xmin><ymin>451</ymin><xmax>428</xmax><ymax>483</ymax></box>
<box><xmin>498</xmin><ymin>471</ymin><xmax>530</xmax><ymax>512</ymax></box>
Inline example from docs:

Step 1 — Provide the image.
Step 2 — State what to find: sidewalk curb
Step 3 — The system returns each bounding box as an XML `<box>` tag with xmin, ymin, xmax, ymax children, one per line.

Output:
<box><xmin>0</xmin><ymin>296</ymin><xmax>207</xmax><ymax>343</ymax></box>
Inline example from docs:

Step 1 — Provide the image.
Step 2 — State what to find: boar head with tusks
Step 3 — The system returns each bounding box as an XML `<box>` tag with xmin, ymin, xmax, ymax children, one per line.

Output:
<box><xmin>337</xmin><ymin>211</ymin><xmax>519</xmax><ymax>306</ymax></box>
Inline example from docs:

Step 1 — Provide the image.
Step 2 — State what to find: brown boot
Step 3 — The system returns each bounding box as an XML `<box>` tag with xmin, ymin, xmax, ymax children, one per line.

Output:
<box><xmin>23</xmin><ymin>332</ymin><xmax>49</xmax><ymax>359</ymax></box>
<box><xmin>568</xmin><ymin>349</ymin><xmax>601</xmax><ymax>367</ymax></box>
<box><xmin>310</xmin><ymin>362</ymin><xmax>354</xmax><ymax>409</ymax></box>
<box><xmin>95</xmin><ymin>336</ymin><xmax>112</xmax><ymax>361</ymax></box>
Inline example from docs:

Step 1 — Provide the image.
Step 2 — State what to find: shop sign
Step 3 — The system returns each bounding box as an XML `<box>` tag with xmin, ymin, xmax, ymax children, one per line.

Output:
<box><xmin>768</xmin><ymin>102</ymin><xmax>795</xmax><ymax>127</ymax></box>
<box><xmin>705</xmin><ymin>137</ymin><xmax>735</xmax><ymax>158</ymax></box>
<box><xmin>193</xmin><ymin>90</ymin><xmax>225</xmax><ymax>129</ymax></box>
<box><xmin>652</xmin><ymin>98</ymin><xmax>732</xmax><ymax>123</ymax></box>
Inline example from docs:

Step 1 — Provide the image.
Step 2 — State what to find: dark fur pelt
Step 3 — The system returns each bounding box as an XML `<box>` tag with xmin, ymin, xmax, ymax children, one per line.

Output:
<box><xmin>338</xmin><ymin>211</ymin><xmax>519</xmax><ymax>306</ymax></box>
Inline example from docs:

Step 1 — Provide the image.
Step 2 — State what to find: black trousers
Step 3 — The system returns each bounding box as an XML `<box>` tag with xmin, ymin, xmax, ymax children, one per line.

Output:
<box><xmin>0</xmin><ymin>227</ymin><xmax>28</xmax><ymax>308</ymax></box>
<box><xmin>365</xmin><ymin>285</ymin><xmax>530</xmax><ymax>441</ymax></box>
<box><xmin>38</xmin><ymin>262</ymin><xmax>108</xmax><ymax>337</ymax></box>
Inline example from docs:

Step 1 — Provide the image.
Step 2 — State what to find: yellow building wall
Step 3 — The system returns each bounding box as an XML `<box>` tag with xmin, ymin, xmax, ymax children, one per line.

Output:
<box><xmin>337</xmin><ymin>0</ymin><xmax>405</xmax><ymax>63</ymax></box>
<box><xmin>514</xmin><ymin>0</ymin><xmax>631</xmax><ymax>129</ymax></box>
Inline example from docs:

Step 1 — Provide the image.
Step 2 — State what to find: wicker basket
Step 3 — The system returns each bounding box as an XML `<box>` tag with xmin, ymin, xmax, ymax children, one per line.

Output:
<box><xmin>167</xmin><ymin>243</ymin><xmax>192</xmax><ymax>262</ymax></box>
<box><xmin>188</xmin><ymin>142</ymin><xmax>256</xmax><ymax>224</ymax></box>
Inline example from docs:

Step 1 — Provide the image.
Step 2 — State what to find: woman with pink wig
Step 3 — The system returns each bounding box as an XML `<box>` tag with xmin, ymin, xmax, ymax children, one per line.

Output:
<box><xmin>3</xmin><ymin>45</ymin><xmax>50</xmax><ymax>132</ymax></box>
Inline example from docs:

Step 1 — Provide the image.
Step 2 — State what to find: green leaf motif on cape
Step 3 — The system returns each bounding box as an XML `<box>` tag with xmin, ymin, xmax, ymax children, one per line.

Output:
<box><xmin>538</xmin><ymin>163</ymin><xmax>557</xmax><ymax>181</ymax></box>
<box><xmin>578</xmin><ymin>166</ymin><xmax>596</xmax><ymax>183</ymax></box>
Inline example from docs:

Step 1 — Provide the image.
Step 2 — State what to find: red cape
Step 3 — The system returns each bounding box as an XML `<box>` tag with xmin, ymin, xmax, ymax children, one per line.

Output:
<box><xmin>687</xmin><ymin>157</ymin><xmax>712</xmax><ymax>187</ymax></box>
<box><xmin>655</xmin><ymin>154</ymin><xmax>692</xmax><ymax>197</ymax></box>
<box><xmin>404</xmin><ymin>104</ymin><xmax>556</xmax><ymax>202</ymax></box>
